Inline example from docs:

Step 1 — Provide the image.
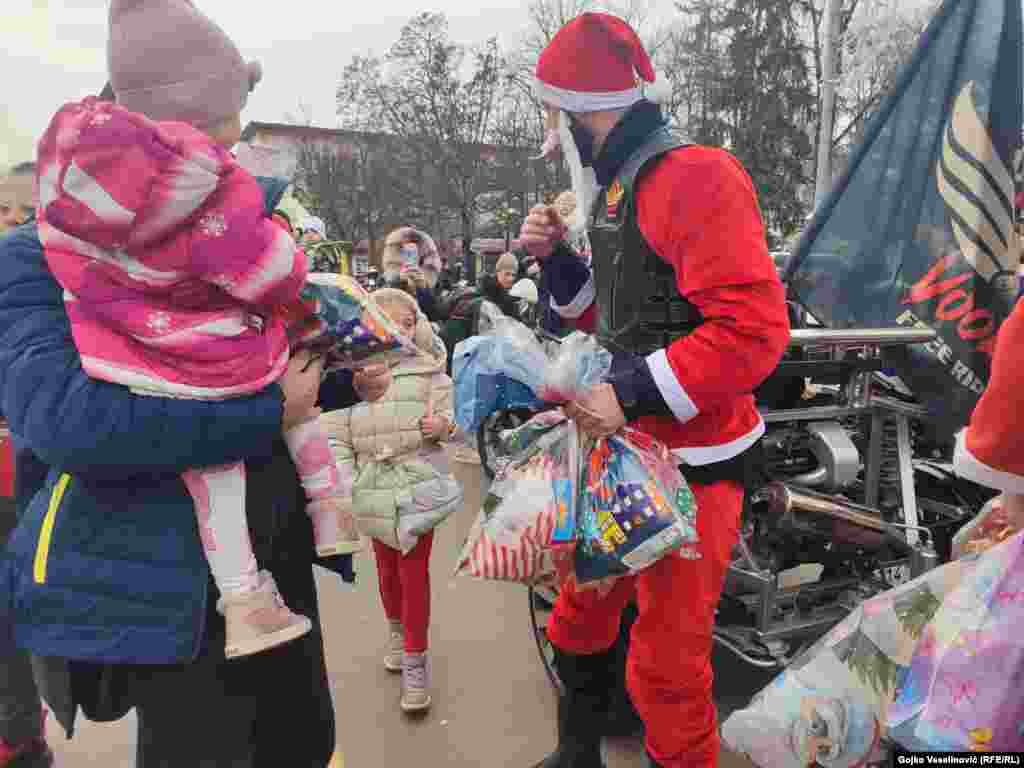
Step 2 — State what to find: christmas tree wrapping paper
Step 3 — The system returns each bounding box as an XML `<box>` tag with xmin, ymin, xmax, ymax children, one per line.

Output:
<box><xmin>721</xmin><ymin>530</ymin><xmax>1024</xmax><ymax>765</ymax></box>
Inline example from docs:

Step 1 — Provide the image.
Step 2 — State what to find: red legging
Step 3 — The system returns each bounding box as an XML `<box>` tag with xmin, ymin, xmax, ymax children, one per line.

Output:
<box><xmin>372</xmin><ymin>532</ymin><xmax>434</xmax><ymax>653</ymax></box>
<box><xmin>546</xmin><ymin>480</ymin><xmax>743</xmax><ymax>768</ymax></box>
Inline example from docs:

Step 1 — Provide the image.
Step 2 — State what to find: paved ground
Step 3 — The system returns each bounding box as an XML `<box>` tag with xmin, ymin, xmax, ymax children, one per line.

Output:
<box><xmin>46</xmin><ymin>453</ymin><xmax>765</xmax><ymax>767</ymax></box>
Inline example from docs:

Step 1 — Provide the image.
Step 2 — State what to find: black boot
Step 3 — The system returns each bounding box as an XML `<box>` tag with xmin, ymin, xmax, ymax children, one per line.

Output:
<box><xmin>532</xmin><ymin>646</ymin><xmax>616</xmax><ymax>768</ymax></box>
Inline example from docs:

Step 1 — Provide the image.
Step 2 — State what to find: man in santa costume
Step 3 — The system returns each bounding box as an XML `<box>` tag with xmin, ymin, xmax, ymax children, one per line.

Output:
<box><xmin>518</xmin><ymin>13</ymin><xmax>791</xmax><ymax>768</ymax></box>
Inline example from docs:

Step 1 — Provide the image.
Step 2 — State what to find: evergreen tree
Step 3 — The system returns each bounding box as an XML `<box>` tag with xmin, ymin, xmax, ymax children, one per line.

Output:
<box><xmin>715</xmin><ymin>0</ymin><xmax>817</xmax><ymax>237</ymax></box>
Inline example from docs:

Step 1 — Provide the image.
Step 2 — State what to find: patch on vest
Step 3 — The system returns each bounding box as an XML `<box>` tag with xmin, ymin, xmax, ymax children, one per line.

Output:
<box><xmin>607</xmin><ymin>179</ymin><xmax>624</xmax><ymax>221</ymax></box>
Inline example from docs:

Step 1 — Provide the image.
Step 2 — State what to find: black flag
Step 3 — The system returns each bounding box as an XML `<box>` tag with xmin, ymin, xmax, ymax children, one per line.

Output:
<box><xmin>786</xmin><ymin>0</ymin><xmax>1022</xmax><ymax>437</ymax></box>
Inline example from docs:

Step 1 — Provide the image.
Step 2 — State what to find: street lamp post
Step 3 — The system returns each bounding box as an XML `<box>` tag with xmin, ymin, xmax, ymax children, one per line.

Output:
<box><xmin>815</xmin><ymin>0</ymin><xmax>843</xmax><ymax>209</ymax></box>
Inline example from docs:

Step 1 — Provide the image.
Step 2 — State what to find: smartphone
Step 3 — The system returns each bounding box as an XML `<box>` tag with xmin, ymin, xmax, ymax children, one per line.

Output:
<box><xmin>401</xmin><ymin>244</ymin><xmax>419</xmax><ymax>269</ymax></box>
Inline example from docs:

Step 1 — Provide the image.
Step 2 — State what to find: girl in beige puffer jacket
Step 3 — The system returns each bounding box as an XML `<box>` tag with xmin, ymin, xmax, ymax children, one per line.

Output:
<box><xmin>320</xmin><ymin>288</ymin><xmax>461</xmax><ymax>714</ymax></box>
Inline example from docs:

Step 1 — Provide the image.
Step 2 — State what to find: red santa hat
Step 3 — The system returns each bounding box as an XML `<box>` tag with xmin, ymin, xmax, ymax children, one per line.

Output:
<box><xmin>533</xmin><ymin>12</ymin><xmax>670</xmax><ymax>112</ymax></box>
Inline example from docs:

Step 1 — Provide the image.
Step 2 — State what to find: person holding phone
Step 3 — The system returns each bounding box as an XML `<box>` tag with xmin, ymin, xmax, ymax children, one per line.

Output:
<box><xmin>380</xmin><ymin>227</ymin><xmax>446</xmax><ymax>323</ymax></box>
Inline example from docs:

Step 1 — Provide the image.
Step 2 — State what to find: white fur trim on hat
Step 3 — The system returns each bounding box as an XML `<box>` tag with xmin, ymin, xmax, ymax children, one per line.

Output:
<box><xmin>533</xmin><ymin>78</ymin><xmax>643</xmax><ymax>113</ymax></box>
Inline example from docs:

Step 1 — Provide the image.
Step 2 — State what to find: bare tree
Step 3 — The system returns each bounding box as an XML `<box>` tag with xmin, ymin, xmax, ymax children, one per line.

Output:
<box><xmin>834</xmin><ymin>0</ymin><xmax>940</xmax><ymax>146</ymax></box>
<box><xmin>338</xmin><ymin>13</ymin><xmax>507</xmax><ymax>273</ymax></box>
<box><xmin>523</xmin><ymin>0</ymin><xmax>670</xmax><ymax>57</ymax></box>
<box><xmin>293</xmin><ymin>140</ymin><xmax>355</xmax><ymax>240</ymax></box>
<box><xmin>292</xmin><ymin>131</ymin><xmax>424</xmax><ymax>247</ymax></box>
<box><xmin>489</xmin><ymin>69</ymin><xmax>561</xmax><ymax>210</ymax></box>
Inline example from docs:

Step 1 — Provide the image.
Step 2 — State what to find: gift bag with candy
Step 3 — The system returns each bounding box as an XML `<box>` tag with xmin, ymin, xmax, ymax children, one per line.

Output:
<box><xmin>454</xmin><ymin>319</ymin><xmax>700</xmax><ymax>586</ymax></box>
<box><xmin>282</xmin><ymin>273</ymin><xmax>420</xmax><ymax>371</ymax></box>
<box><xmin>454</xmin><ymin>410</ymin><xmax>579</xmax><ymax>584</ymax></box>
<box><xmin>573</xmin><ymin>429</ymin><xmax>700</xmax><ymax>589</ymax></box>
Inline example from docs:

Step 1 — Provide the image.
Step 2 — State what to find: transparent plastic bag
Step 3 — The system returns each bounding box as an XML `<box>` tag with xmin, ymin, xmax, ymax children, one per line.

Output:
<box><xmin>282</xmin><ymin>273</ymin><xmax>420</xmax><ymax>372</ymax></box>
<box><xmin>451</xmin><ymin>317</ymin><xmax>612</xmax><ymax>434</ymax></box>
<box><xmin>396</xmin><ymin>447</ymin><xmax>463</xmax><ymax>554</ymax></box>
<box><xmin>573</xmin><ymin>428</ymin><xmax>700</xmax><ymax>588</ymax></box>
<box><xmin>454</xmin><ymin>410</ymin><xmax>578</xmax><ymax>583</ymax></box>
<box><xmin>539</xmin><ymin>331</ymin><xmax>613</xmax><ymax>403</ymax></box>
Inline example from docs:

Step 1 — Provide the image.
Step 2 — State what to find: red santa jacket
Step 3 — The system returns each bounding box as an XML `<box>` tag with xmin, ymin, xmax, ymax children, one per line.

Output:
<box><xmin>544</xmin><ymin>146</ymin><xmax>790</xmax><ymax>466</ymax></box>
<box><xmin>954</xmin><ymin>299</ymin><xmax>1024</xmax><ymax>492</ymax></box>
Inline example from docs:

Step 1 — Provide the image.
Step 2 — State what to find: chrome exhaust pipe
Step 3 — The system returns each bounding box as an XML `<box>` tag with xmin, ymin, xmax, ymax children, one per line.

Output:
<box><xmin>755</xmin><ymin>482</ymin><xmax>922</xmax><ymax>553</ymax></box>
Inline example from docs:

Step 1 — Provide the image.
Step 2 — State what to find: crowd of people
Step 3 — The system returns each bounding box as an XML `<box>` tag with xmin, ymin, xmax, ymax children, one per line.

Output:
<box><xmin>1</xmin><ymin>2</ymin><xmax>1021</xmax><ymax>768</ymax></box>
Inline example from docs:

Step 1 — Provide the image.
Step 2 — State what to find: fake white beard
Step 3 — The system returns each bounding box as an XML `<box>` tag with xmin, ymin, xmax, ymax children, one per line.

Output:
<box><xmin>556</xmin><ymin>111</ymin><xmax>601</xmax><ymax>242</ymax></box>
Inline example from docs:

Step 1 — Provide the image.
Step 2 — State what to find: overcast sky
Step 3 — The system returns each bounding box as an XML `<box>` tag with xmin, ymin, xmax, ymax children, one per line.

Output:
<box><xmin>2</xmin><ymin>0</ymin><xmax>681</xmax><ymax>170</ymax></box>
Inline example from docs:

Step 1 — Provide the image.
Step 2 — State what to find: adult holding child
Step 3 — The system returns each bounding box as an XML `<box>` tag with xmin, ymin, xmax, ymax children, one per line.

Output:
<box><xmin>0</xmin><ymin>0</ymin><xmax>390</xmax><ymax>765</ymax></box>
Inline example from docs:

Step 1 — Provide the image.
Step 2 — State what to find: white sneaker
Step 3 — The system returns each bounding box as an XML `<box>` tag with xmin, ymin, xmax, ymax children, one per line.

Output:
<box><xmin>400</xmin><ymin>652</ymin><xmax>431</xmax><ymax>713</ymax></box>
<box><xmin>385</xmin><ymin>622</ymin><xmax>404</xmax><ymax>673</ymax></box>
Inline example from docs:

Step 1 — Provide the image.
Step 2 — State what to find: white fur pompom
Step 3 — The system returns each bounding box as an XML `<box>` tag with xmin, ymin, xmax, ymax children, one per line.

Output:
<box><xmin>645</xmin><ymin>73</ymin><xmax>672</xmax><ymax>104</ymax></box>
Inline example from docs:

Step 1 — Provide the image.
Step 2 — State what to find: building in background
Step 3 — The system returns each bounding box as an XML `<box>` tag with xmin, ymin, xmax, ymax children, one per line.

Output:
<box><xmin>239</xmin><ymin>121</ymin><xmax>552</xmax><ymax>276</ymax></box>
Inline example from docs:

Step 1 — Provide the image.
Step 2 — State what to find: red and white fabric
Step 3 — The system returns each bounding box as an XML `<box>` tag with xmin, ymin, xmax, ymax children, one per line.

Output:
<box><xmin>954</xmin><ymin>300</ymin><xmax>1024</xmax><ymax>493</ymax></box>
<box><xmin>533</xmin><ymin>11</ymin><xmax>671</xmax><ymax>111</ymax></box>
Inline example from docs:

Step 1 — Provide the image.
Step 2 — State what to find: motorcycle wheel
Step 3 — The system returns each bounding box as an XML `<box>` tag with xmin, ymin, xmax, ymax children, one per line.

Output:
<box><xmin>478</xmin><ymin>408</ymin><xmax>534</xmax><ymax>480</ymax></box>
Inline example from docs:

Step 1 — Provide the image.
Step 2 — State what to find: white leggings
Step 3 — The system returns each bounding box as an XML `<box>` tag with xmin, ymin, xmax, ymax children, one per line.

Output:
<box><xmin>181</xmin><ymin>419</ymin><xmax>340</xmax><ymax>598</ymax></box>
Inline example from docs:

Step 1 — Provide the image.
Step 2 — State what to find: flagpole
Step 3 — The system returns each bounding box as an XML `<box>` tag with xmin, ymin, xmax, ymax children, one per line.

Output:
<box><xmin>815</xmin><ymin>0</ymin><xmax>842</xmax><ymax>208</ymax></box>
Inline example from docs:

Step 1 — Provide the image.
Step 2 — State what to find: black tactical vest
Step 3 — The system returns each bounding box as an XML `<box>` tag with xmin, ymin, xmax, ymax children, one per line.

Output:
<box><xmin>587</xmin><ymin>126</ymin><xmax>704</xmax><ymax>357</ymax></box>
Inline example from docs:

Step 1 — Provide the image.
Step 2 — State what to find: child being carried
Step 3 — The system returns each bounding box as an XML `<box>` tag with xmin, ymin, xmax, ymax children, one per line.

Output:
<box><xmin>36</xmin><ymin>96</ymin><xmax>361</xmax><ymax>659</ymax></box>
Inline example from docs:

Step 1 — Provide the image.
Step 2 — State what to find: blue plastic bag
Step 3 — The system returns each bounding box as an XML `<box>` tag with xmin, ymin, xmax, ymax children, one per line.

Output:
<box><xmin>451</xmin><ymin>318</ymin><xmax>611</xmax><ymax>434</ymax></box>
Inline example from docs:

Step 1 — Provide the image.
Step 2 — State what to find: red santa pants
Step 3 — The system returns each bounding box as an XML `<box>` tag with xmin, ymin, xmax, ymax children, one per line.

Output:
<box><xmin>372</xmin><ymin>532</ymin><xmax>434</xmax><ymax>653</ymax></box>
<box><xmin>546</xmin><ymin>480</ymin><xmax>743</xmax><ymax>768</ymax></box>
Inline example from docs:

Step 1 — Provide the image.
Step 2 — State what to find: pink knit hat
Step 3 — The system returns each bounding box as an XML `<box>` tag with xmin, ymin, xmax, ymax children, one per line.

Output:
<box><xmin>108</xmin><ymin>0</ymin><xmax>262</xmax><ymax>128</ymax></box>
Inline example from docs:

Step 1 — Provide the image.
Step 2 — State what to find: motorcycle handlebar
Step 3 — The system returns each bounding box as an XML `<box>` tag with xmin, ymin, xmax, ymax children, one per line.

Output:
<box><xmin>788</xmin><ymin>327</ymin><xmax>937</xmax><ymax>348</ymax></box>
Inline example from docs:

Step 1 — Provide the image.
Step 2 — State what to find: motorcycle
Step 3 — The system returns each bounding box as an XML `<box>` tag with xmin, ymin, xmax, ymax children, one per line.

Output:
<box><xmin>475</xmin><ymin>314</ymin><xmax>995</xmax><ymax>737</ymax></box>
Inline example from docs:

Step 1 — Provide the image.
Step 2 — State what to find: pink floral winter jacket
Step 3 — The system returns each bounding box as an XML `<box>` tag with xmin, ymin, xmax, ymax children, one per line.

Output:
<box><xmin>37</xmin><ymin>97</ymin><xmax>306</xmax><ymax>399</ymax></box>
